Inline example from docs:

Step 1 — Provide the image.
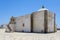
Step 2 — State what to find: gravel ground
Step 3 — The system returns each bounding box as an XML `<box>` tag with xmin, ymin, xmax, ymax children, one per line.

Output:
<box><xmin>0</xmin><ymin>29</ymin><xmax>60</xmax><ymax>40</ymax></box>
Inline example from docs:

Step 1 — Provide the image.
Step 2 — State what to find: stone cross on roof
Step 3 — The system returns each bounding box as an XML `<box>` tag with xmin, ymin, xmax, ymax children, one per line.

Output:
<box><xmin>42</xmin><ymin>6</ymin><xmax>45</xmax><ymax>8</ymax></box>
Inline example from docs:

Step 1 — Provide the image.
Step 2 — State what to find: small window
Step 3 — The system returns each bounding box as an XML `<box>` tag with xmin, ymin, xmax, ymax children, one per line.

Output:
<box><xmin>23</xmin><ymin>23</ymin><xmax>24</xmax><ymax>27</ymax></box>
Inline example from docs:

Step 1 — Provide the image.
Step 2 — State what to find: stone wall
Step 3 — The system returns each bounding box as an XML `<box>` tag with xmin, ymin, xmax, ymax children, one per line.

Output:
<box><xmin>47</xmin><ymin>11</ymin><xmax>55</xmax><ymax>32</ymax></box>
<box><xmin>32</xmin><ymin>11</ymin><xmax>44</xmax><ymax>32</ymax></box>
<box><xmin>15</xmin><ymin>14</ymin><xmax>31</xmax><ymax>32</ymax></box>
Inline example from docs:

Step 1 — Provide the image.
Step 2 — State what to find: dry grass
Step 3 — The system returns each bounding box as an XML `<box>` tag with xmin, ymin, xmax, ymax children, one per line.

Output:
<box><xmin>0</xmin><ymin>29</ymin><xmax>60</xmax><ymax>40</ymax></box>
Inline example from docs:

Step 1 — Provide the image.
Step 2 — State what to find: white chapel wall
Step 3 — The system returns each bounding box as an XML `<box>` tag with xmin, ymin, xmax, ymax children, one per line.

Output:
<box><xmin>47</xmin><ymin>11</ymin><xmax>54</xmax><ymax>32</ymax></box>
<box><xmin>32</xmin><ymin>11</ymin><xmax>44</xmax><ymax>32</ymax></box>
<box><xmin>15</xmin><ymin>14</ymin><xmax>31</xmax><ymax>32</ymax></box>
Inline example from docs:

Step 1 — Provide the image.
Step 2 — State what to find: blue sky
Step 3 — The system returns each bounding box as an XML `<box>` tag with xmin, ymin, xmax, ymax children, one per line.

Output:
<box><xmin>0</xmin><ymin>0</ymin><xmax>60</xmax><ymax>28</ymax></box>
